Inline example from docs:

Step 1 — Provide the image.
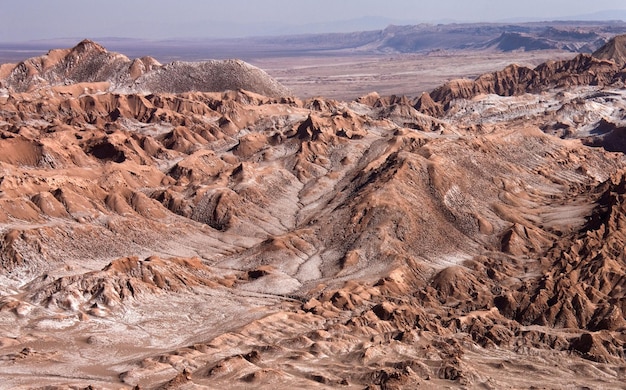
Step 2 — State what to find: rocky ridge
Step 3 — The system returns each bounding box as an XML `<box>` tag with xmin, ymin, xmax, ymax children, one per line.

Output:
<box><xmin>0</xmin><ymin>39</ymin><xmax>625</xmax><ymax>388</ymax></box>
<box><xmin>0</xmin><ymin>40</ymin><xmax>291</xmax><ymax>97</ymax></box>
<box><xmin>393</xmin><ymin>34</ymin><xmax>626</xmax><ymax>114</ymax></box>
<box><xmin>244</xmin><ymin>22</ymin><xmax>625</xmax><ymax>55</ymax></box>
<box><xmin>593</xmin><ymin>33</ymin><xmax>626</xmax><ymax>66</ymax></box>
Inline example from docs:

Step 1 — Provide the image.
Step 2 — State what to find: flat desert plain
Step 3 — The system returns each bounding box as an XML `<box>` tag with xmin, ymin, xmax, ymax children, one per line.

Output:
<box><xmin>253</xmin><ymin>50</ymin><xmax>575</xmax><ymax>99</ymax></box>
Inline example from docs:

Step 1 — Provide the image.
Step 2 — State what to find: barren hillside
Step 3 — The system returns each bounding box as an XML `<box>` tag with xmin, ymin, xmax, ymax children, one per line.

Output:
<box><xmin>0</xmin><ymin>40</ymin><xmax>291</xmax><ymax>98</ymax></box>
<box><xmin>0</xmin><ymin>39</ymin><xmax>626</xmax><ymax>389</ymax></box>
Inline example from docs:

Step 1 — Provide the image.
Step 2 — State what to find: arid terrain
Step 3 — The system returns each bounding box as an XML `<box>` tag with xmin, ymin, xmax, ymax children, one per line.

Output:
<box><xmin>255</xmin><ymin>51</ymin><xmax>577</xmax><ymax>100</ymax></box>
<box><xmin>0</xmin><ymin>26</ymin><xmax>626</xmax><ymax>389</ymax></box>
<box><xmin>4</xmin><ymin>20</ymin><xmax>626</xmax><ymax>101</ymax></box>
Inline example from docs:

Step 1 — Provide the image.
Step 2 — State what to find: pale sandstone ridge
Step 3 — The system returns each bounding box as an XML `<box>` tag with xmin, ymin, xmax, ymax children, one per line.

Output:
<box><xmin>0</xmin><ymin>39</ymin><xmax>291</xmax><ymax>98</ymax></box>
<box><xmin>1</xmin><ymin>38</ymin><xmax>626</xmax><ymax>389</ymax></box>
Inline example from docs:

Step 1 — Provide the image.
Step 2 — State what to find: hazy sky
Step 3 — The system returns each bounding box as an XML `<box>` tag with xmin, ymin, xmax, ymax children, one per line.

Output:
<box><xmin>2</xmin><ymin>0</ymin><xmax>626</xmax><ymax>41</ymax></box>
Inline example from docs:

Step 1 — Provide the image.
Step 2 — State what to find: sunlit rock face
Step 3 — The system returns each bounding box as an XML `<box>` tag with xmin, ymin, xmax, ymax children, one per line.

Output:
<box><xmin>0</xmin><ymin>39</ymin><xmax>626</xmax><ymax>389</ymax></box>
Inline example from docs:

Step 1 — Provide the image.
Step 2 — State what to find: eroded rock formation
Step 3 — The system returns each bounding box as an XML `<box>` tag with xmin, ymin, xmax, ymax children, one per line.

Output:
<box><xmin>0</xmin><ymin>40</ymin><xmax>626</xmax><ymax>389</ymax></box>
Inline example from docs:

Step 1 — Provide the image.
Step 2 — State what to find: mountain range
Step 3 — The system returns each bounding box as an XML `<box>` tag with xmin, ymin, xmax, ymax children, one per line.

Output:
<box><xmin>1</xmin><ymin>36</ymin><xmax>626</xmax><ymax>388</ymax></box>
<box><xmin>3</xmin><ymin>21</ymin><xmax>626</xmax><ymax>65</ymax></box>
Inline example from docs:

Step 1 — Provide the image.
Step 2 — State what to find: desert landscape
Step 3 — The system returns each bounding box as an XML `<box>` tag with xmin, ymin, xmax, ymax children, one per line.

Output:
<box><xmin>0</xmin><ymin>20</ymin><xmax>625</xmax><ymax>390</ymax></box>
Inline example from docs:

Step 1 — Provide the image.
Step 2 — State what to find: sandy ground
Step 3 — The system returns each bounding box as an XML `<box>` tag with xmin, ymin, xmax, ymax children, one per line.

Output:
<box><xmin>252</xmin><ymin>50</ymin><xmax>576</xmax><ymax>100</ymax></box>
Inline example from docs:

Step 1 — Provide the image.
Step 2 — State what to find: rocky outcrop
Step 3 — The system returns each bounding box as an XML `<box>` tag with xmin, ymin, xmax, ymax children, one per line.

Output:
<box><xmin>27</xmin><ymin>256</ymin><xmax>220</xmax><ymax>313</ymax></box>
<box><xmin>428</xmin><ymin>54</ymin><xmax>621</xmax><ymax>109</ymax></box>
<box><xmin>356</xmin><ymin>37</ymin><xmax>626</xmax><ymax>117</ymax></box>
<box><xmin>593</xmin><ymin>33</ymin><xmax>626</xmax><ymax>66</ymax></box>
<box><xmin>0</xmin><ymin>39</ymin><xmax>291</xmax><ymax>98</ymax></box>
